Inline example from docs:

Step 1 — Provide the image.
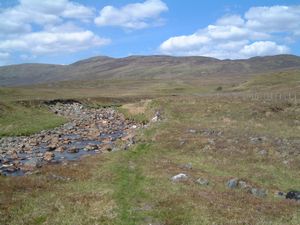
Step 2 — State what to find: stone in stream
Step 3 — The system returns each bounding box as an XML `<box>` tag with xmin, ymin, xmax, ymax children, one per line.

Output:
<box><xmin>55</xmin><ymin>146</ymin><xmax>66</xmax><ymax>152</ymax></box>
<box><xmin>22</xmin><ymin>157</ymin><xmax>42</xmax><ymax>171</ymax></box>
<box><xmin>43</xmin><ymin>152</ymin><xmax>55</xmax><ymax>162</ymax></box>
<box><xmin>47</xmin><ymin>144</ymin><xmax>57</xmax><ymax>151</ymax></box>
<box><xmin>8</xmin><ymin>151</ymin><xmax>18</xmax><ymax>160</ymax></box>
<box><xmin>67</xmin><ymin>147</ymin><xmax>79</xmax><ymax>153</ymax></box>
<box><xmin>84</xmin><ymin>144</ymin><xmax>98</xmax><ymax>151</ymax></box>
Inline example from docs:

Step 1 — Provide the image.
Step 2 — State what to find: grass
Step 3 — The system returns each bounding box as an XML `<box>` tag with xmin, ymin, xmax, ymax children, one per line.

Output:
<box><xmin>0</xmin><ymin>101</ymin><xmax>66</xmax><ymax>137</ymax></box>
<box><xmin>1</xmin><ymin>94</ymin><xmax>300</xmax><ymax>224</ymax></box>
<box><xmin>233</xmin><ymin>70</ymin><xmax>300</xmax><ymax>92</ymax></box>
<box><xmin>0</xmin><ymin>72</ymin><xmax>300</xmax><ymax>224</ymax></box>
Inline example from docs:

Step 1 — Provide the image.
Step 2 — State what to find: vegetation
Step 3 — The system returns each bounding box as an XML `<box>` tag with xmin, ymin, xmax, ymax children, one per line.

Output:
<box><xmin>0</xmin><ymin>66</ymin><xmax>300</xmax><ymax>224</ymax></box>
<box><xmin>0</xmin><ymin>101</ymin><xmax>66</xmax><ymax>137</ymax></box>
<box><xmin>233</xmin><ymin>70</ymin><xmax>300</xmax><ymax>92</ymax></box>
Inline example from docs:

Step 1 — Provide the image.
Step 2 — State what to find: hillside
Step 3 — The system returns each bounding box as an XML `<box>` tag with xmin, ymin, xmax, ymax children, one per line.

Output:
<box><xmin>1</xmin><ymin>54</ymin><xmax>300</xmax><ymax>86</ymax></box>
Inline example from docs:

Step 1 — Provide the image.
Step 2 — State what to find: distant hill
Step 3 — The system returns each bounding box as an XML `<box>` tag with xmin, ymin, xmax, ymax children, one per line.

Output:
<box><xmin>1</xmin><ymin>54</ymin><xmax>300</xmax><ymax>86</ymax></box>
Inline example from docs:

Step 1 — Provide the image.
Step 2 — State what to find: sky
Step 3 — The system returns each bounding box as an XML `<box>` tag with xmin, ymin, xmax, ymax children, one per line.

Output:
<box><xmin>0</xmin><ymin>0</ymin><xmax>300</xmax><ymax>65</ymax></box>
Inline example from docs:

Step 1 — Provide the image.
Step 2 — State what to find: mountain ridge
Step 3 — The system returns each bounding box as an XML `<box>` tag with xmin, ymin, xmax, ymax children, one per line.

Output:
<box><xmin>1</xmin><ymin>54</ymin><xmax>300</xmax><ymax>87</ymax></box>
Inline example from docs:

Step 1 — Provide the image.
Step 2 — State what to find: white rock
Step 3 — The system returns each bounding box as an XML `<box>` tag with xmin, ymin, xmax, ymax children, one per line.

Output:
<box><xmin>171</xmin><ymin>173</ymin><xmax>188</xmax><ymax>182</ymax></box>
<box><xmin>151</xmin><ymin>116</ymin><xmax>158</xmax><ymax>122</ymax></box>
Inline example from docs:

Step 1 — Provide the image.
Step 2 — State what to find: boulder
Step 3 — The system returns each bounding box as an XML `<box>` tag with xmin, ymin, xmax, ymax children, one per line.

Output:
<box><xmin>227</xmin><ymin>178</ymin><xmax>238</xmax><ymax>189</ymax></box>
<box><xmin>286</xmin><ymin>191</ymin><xmax>300</xmax><ymax>201</ymax></box>
<box><xmin>171</xmin><ymin>173</ymin><xmax>188</xmax><ymax>182</ymax></box>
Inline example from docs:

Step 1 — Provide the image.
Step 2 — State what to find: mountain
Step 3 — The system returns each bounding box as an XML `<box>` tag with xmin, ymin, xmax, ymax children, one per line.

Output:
<box><xmin>1</xmin><ymin>54</ymin><xmax>300</xmax><ymax>87</ymax></box>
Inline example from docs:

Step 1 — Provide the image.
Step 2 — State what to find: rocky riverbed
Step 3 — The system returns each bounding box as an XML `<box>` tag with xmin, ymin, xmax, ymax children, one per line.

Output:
<box><xmin>0</xmin><ymin>102</ymin><xmax>140</xmax><ymax>176</ymax></box>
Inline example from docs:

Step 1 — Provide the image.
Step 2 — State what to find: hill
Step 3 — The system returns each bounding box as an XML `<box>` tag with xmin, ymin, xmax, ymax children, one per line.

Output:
<box><xmin>1</xmin><ymin>54</ymin><xmax>300</xmax><ymax>86</ymax></box>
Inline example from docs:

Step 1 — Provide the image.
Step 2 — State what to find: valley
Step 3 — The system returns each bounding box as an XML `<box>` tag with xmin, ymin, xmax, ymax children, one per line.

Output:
<box><xmin>0</xmin><ymin>55</ymin><xmax>299</xmax><ymax>225</ymax></box>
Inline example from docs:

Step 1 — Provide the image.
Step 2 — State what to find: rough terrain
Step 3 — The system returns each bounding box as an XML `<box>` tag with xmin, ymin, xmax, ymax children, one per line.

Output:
<box><xmin>0</xmin><ymin>102</ymin><xmax>140</xmax><ymax>176</ymax></box>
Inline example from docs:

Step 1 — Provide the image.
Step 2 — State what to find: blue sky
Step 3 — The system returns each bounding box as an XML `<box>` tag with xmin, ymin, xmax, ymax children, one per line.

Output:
<box><xmin>0</xmin><ymin>0</ymin><xmax>300</xmax><ymax>65</ymax></box>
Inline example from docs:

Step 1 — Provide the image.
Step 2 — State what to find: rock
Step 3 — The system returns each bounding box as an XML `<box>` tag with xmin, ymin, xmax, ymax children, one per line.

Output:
<box><xmin>102</xmin><ymin>144</ymin><xmax>113</xmax><ymax>152</ymax></box>
<box><xmin>0</xmin><ymin>102</ymin><xmax>140</xmax><ymax>175</ymax></box>
<box><xmin>258</xmin><ymin>149</ymin><xmax>268</xmax><ymax>156</ymax></box>
<box><xmin>238</xmin><ymin>180</ymin><xmax>249</xmax><ymax>189</ymax></box>
<box><xmin>265</xmin><ymin>111</ymin><xmax>273</xmax><ymax>117</ymax></box>
<box><xmin>250</xmin><ymin>137</ymin><xmax>267</xmax><ymax>144</ymax></box>
<box><xmin>9</xmin><ymin>151</ymin><xmax>19</xmax><ymax>160</ymax></box>
<box><xmin>84</xmin><ymin>144</ymin><xmax>98</xmax><ymax>151</ymax></box>
<box><xmin>227</xmin><ymin>178</ymin><xmax>238</xmax><ymax>189</ymax></box>
<box><xmin>274</xmin><ymin>191</ymin><xmax>286</xmax><ymax>199</ymax></box>
<box><xmin>43</xmin><ymin>152</ymin><xmax>55</xmax><ymax>162</ymax></box>
<box><xmin>64</xmin><ymin>122</ymin><xmax>75</xmax><ymax>130</ymax></box>
<box><xmin>47</xmin><ymin>144</ymin><xmax>57</xmax><ymax>151</ymax></box>
<box><xmin>55</xmin><ymin>146</ymin><xmax>66</xmax><ymax>152</ymax></box>
<box><xmin>67</xmin><ymin>147</ymin><xmax>79</xmax><ymax>153</ymax></box>
<box><xmin>286</xmin><ymin>191</ymin><xmax>300</xmax><ymax>201</ymax></box>
<box><xmin>151</xmin><ymin>116</ymin><xmax>159</xmax><ymax>122</ymax></box>
<box><xmin>22</xmin><ymin>158</ymin><xmax>42</xmax><ymax>171</ymax></box>
<box><xmin>250</xmin><ymin>188</ymin><xmax>267</xmax><ymax>198</ymax></box>
<box><xmin>196</xmin><ymin>178</ymin><xmax>209</xmax><ymax>185</ymax></box>
<box><xmin>182</xmin><ymin>163</ymin><xmax>192</xmax><ymax>169</ymax></box>
<box><xmin>179</xmin><ymin>140</ymin><xmax>186</xmax><ymax>146</ymax></box>
<box><xmin>188</xmin><ymin>129</ymin><xmax>197</xmax><ymax>134</ymax></box>
<box><xmin>48</xmin><ymin>174</ymin><xmax>71</xmax><ymax>181</ymax></box>
<box><xmin>171</xmin><ymin>173</ymin><xmax>188</xmax><ymax>182</ymax></box>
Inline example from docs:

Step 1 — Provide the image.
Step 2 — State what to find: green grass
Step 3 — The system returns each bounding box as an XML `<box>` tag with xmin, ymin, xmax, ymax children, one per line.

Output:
<box><xmin>0</xmin><ymin>101</ymin><xmax>66</xmax><ymax>137</ymax></box>
<box><xmin>233</xmin><ymin>70</ymin><xmax>300</xmax><ymax>92</ymax></box>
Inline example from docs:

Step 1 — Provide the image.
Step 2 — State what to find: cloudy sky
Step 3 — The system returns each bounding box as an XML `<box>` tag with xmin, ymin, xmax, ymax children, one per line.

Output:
<box><xmin>0</xmin><ymin>0</ymin><xmax>300</xmax><ymax>65</ymax></box>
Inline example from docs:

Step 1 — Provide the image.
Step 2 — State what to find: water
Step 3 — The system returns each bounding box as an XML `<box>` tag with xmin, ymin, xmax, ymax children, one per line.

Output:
<box><xmin>0</xmin><ymin>130</ymin><xmax>125</xmax><ymax>176</ymax></box>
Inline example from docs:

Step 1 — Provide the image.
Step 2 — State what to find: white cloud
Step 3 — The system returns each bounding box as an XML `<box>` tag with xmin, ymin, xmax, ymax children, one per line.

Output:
<box><xmin>160</xmin><ymin>5</ymin><xmax>296</xmax><ymax>59</ymax></box>
<box><xmin>245</xmin><ymin>5</ymin><xmax>300</xmax><ymax>34</ymax></box>
<box><xmin>0</xmin><ymin>1</ymin><xmax>109</xmax><ymax>63</ymax></box>
<box><xmin>0</xmin><ymin>0</ymin><xmax>95</xmax><ymax>35</ymax></box>
<box><xmin>160</xmin><ymin>34</ymin><xmax>210</xmax><ymax>52</ymax></box>
<box><xmin>95</xmin><ymin>0</ymin><xmax>168</xmax><ymax>29</ymax></box>
<box><xmin>0</xmin><ymin>25</ymin><xmax>110</xmax><ymax>54</ymax></box>
<box><xmin>240</xmin><ymin>41</ymin><xmax>289</xmax><ymax>57</ymax></box>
